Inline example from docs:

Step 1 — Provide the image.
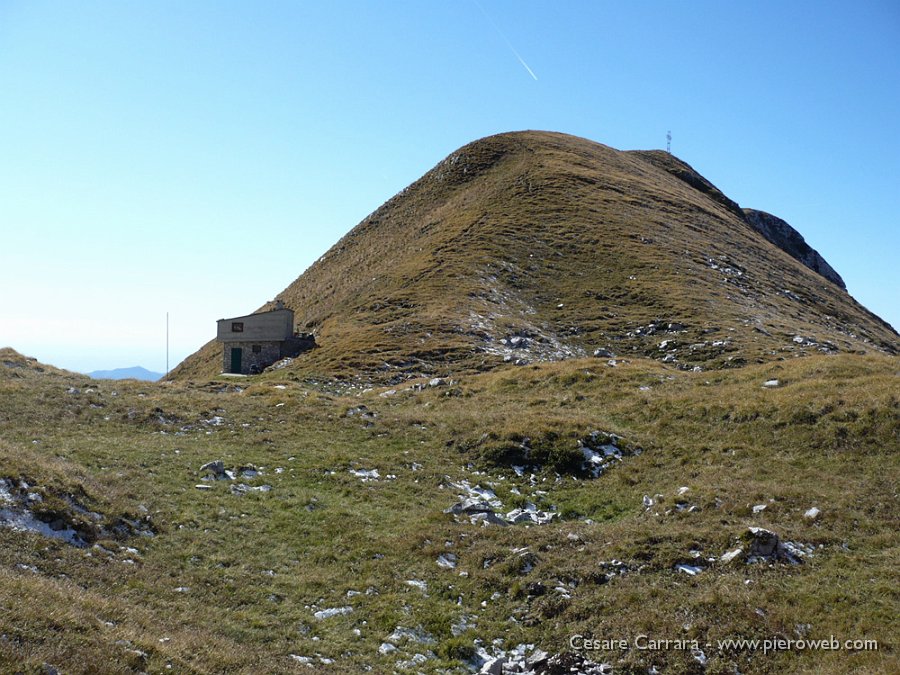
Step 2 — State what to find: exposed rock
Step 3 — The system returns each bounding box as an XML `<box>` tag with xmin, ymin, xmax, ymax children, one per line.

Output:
<box><xmin>762</xmin><ymin>379</ymin><xmax>780</xmax><ymax>388</ymax></box>
<box><xmin>473</xmin><ymin>648</ymin><xmax>612</xmax><ymax>674</ymax></box>
<box><xmin>346</xmin><ymin>405</ymin><xmax>376</xmax><ymax>419</ymax></box>
<box><xmin>229</xmin><ymin>483</ymin><xmax>273</xmax><ymax>496</ymax></box>
<box><xmin>436</xmin><ymin>553</ymin><xmax>458</xmax><ymax>569</ymax></box>
<box><xmin>0</xmin><ymin>478</ymin><xmax>139</xmax><ymax>547</ymax></box>
<box><xmin>745</xmin><ymin>527</ymin><xmax>781</xmax><ymax>557</ymax></box>
<box><xmin>579</xmin><ymin>437</ymin><xmax>623</xmax><ymax>478</ymax></box>
<box><xmin>444</xmin><ymin>482</ymin><xmax>556</xmax><ymax>527</ymax></box>
<box><xmin>238</xmin><ymin>464</ymin><xmax>260</xmax><ymax>478</ymax></box>
<box><xmin>743</xmin><ymin>209</ymin><xmax>846</xmax><ymax>289</ymax></box>
<box><xmin>313</xmin><ymin>606</ymin><xmax>353</xmax><ymax>620</ymax></box>
<box><xmin>199</xmin><ymin>460</ymin><xmax>229</xmax><ymax>480</ymax></box>
<box><xmin>692</xmin><ymin>647</ymin><xmax>708</xmax><ymax>666</ymax></box>
<box><xmin>719</xmin><ymin>547</ymin><xmax>745</xmax><ymax>565</ymax></box>
<box><xmin>468</xmin><ymin>511</ymin><xmax>510</xmax><ymax>527</ymax></box>
<box><xmin>675</xmin><ymin>563</ymin><xmax>704</xmax><ymax>576</ymax></box>
<box><xmin>479</xmin><ymin>655</ymin><xmax>507</xmax><ymax>674</ymax></box>
<box><xmin>505</xmin><ymin>503</ymin><xmax>557</xmax><ymax>525</ymax></box>
<box><xmin>804</xmin><ymin>507</ymin><xmax>821</xmax><ymax>520</ymax></box>
<box><xmin>386</xmin><ymin>625</ymin><xmax>437</xmax><ymax>646</ymax></box>
<box><xmin>741</xmin><ymin>527</ymin><xmax>811</xmax><ymax>564</ymax></box>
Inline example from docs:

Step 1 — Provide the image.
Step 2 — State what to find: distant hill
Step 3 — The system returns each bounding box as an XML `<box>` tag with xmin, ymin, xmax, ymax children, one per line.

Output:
<box><xmin>172</xmin><ymin>130</ymin><xmax>897</xmax><ymax>382</ymax></box>
<box><xmin>88</xmin><ymin>366</ymin><xmax>162</xmax><ymax>381</ymax></box>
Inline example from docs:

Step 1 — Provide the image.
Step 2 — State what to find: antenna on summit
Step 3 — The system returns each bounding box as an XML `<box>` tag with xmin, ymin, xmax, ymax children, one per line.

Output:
<box><xmin>666</xmin><ymin>130</ymin><xmax>672</xmax><ymax>154</ymax></box>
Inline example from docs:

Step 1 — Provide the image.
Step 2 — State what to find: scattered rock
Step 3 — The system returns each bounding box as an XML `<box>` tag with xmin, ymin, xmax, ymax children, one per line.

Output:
<box><xmin>675</xmin><ymin>563</ymin><xmax>704</xmax><ymax>576</ymax></box>
<box><xmin>719</xmin><ymin>547</ymin><xmax>744</xmax><ymax>565</ymax></box>
<box><xmin>505</xmin><ymin>503</ymin><xmax>557</xmax><ymax>525</ymax></box>
<box><xmin>804</xmin><ymin>507</ymin><xmax>821</xmax><ymax>520</ymax></box>
<box><xmin>405</xmin><ymin>579</ymin><xmax>428</xmax><ymax>592</ymax></box>
<box><xmin>473</xmin><ymin>645</ymin><xmax>612</xmax><ymax>675</ymax></box>
<box><xmin>692</xmin><ymin>647</ymin><xmax>708</xmax><ymax>666</ymax></box>
<box><xmin>346</xmin><ymin>405</ymin><xmax>376</xmax><ymax>419</ymax></box>
<box><xmin>313</xmin><ymin>606</ymin><xmax>353</xmax><ymax>620</ymax></box>
<box><xmin>386</xmin><ymin>625</ymin><xmax>437</xmax><ymax>646</ymax></box>
<box><xmin>436</xmin><ymin>553</ymin><xmax>458</xmax><ymax>569</ymax></box>
<box><xmin>229</xmin><ymin>483</ymin><xmax>273</xmax><ymax>496</ymax></box>
<box><xmin>762</xmin><ymin>379</ymin><xmax>780</xmax><ymax>388</ymax></box>
<box><xmin>238</xmin><ymin>464</ymin><xmax>260</xmax><ymax>478</ymax></box>
<box><xmin>444</xmin><ymin>481</ymin><xmax>556</xmax><ymax>527</ymax></box>
<box><xmin>199</xmin><ymin>460</ymin><xmax>231</xmax><ymax>480</ymax></box>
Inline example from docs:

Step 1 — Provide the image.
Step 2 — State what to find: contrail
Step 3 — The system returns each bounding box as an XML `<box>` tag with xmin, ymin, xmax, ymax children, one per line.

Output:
<box><xmin>472</xmin><ymin>0</ymin><xmax>538</xmax><ymax>81</ymax></box>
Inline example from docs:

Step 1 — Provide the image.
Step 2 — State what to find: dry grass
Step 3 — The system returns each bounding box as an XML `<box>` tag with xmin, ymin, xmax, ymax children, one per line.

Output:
<box><xmin>1</xmin><ymin>349</ymin><xmax>897</xmax><ymax>673</ymax></box>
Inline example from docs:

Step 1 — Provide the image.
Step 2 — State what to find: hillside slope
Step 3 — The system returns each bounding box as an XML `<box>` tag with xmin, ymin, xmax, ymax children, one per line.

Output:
<box><xmin>172</xmin><ymin>131</ymin><xmax>896</xmax><ymax>382</ymax></box>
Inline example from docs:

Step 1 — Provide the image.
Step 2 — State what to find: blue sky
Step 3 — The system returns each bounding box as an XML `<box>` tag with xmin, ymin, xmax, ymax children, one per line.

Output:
<box><xmin>1</xmin><ymin>1</ymin><xmax>898</xmax><ymax>373</ymax></box>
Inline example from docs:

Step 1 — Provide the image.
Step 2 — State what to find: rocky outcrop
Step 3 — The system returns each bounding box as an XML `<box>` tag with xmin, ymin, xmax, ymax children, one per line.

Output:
<box><xmin>742</xmin><ymin>209</ymin><xmax>846</xmax><ymax>289</ymax></box>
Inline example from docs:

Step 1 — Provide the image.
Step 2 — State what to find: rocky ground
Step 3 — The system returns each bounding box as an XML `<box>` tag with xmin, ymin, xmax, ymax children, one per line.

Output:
<box><xmin>1</xmin><ymin>348</ymin><xmax>897</xmax><ymax>673</ymax></box>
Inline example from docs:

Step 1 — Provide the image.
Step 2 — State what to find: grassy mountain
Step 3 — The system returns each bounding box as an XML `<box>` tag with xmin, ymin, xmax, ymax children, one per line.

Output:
<box><xmin>172</xmin><ymin>131</ymin><xmax>895</xmax><ymax>382</ymax></box>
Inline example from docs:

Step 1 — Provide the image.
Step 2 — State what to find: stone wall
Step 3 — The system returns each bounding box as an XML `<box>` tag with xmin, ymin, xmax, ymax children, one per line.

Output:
<box><xmin>221</xmin><ymin>336</ymin><xmax>317</xmax><ymax>374</ymax></box>
<box><xmin>222</xmin><ymin>341</ymin><xmax>282</xmax><ymax>374</ymax></box>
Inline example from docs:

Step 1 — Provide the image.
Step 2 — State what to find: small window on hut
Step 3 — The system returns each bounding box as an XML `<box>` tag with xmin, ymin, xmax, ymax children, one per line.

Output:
<box><xmin>232</xmin><ymin>322</ymin><xmax>244</xmax><ymax>332</ymax></box>
<box><xmin>252</xmin><ymin>345</ymin><xmax>261</xmax><ymax>354</ymax></box>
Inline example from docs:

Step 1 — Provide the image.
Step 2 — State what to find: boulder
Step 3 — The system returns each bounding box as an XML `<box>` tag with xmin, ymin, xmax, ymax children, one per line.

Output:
<box><xmin>745</xmin><ymin>527</ymin><xmax>780</xmax><ymax>557</ymax></box>
<box><xmin>199</xmin><ymin>460</ymin><xmax>227</xmax><ymax>479</ymax></box>
<box><xmin>741</xmin><ymin>527</ymin><xmax>805</xmax><ymax>564</ymax></box>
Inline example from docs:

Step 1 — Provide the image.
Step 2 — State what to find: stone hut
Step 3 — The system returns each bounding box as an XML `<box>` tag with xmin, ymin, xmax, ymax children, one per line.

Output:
<box><xmin>216</xmin><ymin>301</ymin><xmax>315</xmax><ymax>374</ymax></box>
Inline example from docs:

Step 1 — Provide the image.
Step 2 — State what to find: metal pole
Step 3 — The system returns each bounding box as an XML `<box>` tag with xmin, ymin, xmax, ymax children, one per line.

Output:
<box><xmin>166</xmin><ymin>312</ymin><xmax>169</xmax><ymax>378</ymax></box>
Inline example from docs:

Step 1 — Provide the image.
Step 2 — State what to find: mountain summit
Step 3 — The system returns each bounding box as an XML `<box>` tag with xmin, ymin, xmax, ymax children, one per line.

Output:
<box><xmin>172</xmin><ymin>131</ymin><xmax>896</xmax><ymax>381</ymax></box>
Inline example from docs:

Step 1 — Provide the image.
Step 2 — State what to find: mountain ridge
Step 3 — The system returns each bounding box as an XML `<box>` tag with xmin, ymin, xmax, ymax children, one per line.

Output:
<box><xmin>171</xmin><ymin>131</ymin><xmax>896</xmax><ymax>382</ymax></box>
<box><xmin>88</xmin><ymin>366</ymin><xmax>163</xmax><ymax>382</ymax></box>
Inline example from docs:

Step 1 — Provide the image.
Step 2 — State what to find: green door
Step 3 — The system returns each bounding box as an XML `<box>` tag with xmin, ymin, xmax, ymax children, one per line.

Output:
<box><xmin>230</xmin><ymin>347</ymin><xmax>242</xmax><ymax>373</ymax></box>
